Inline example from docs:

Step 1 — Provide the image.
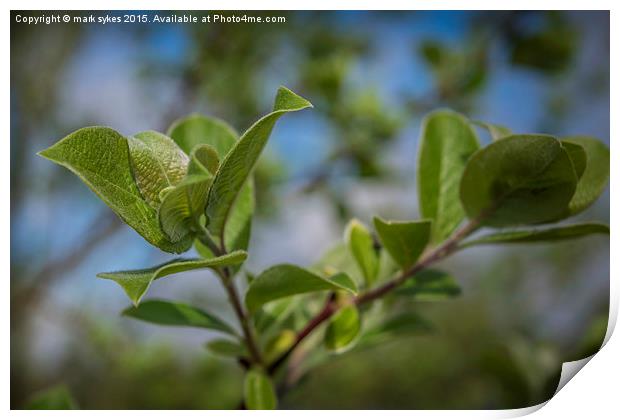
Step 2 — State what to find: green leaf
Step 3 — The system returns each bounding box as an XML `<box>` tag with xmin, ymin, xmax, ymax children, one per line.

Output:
<box><xmin>193</xmin><ymin>179</ymin><xmax>255</xmax><ymax>271</ymax></box>
<box><xmin>25</xmin><ymin>385</ymin><xmax>77</xmax><ymax>410</ymax></box>
<box><xmin>460</xmin><ymin>223</ymin><xmax>609</xmax><ymax>248</ymax></box>
<box><xmin>561</xmin><ymin>140</ymin><xmax>587</xmax><ymax>180</ymax></box>
<box><xmin>264</xmin><ymin>329</ymin><xmax>296</xmax><ymax>363</ymax></box>
<box><xmin>359</xmin><ymin>312</ymin><xmax>434</xmax><ymax>347</ymax></box>
<box><xmin>397</xmin><ymin>269</ymin><xmax>461</xmax><ymax>300</ymax></box>
<box><xmin>38</xmin><ymin>127</ymin><xmax>191</xmax><ymax>253</ymax></box>
<box><xmin>206</xmin><ymin>339</ymin><xmax>249</xmax><ymax>358</ymax></box>
<box><xmin>473</xmin><ymin>120</ymin><xmax>512</xmax><ymax>141</ymax></box>
<box><xmin>206</xmin><ymin>87</ymin><xmax>312</xmax><ymax>243</ymax></box>
<box><xmin>460</xmin><ymin>135</ymin><xmax>578</xmax><ymax>227</ymax></box>
<box><xmin>325</xmin><ymin>305</ymin><xmax>361</xmax><ymax>352</ymax></box>
<box><xmin>562</xmin><ymin>136</ymin><xmax>610</xmax><ymax>216</ymax></box>
<box><xmin>345</xmin><ymin>219</ymin><xmax>379</xmax><ymax>286</ymax></box>
<box><xmin>157</xmin><ymin>145</ymin><xmax>219</xmax><ymax>243</ymax></box>
<box><xmin>122</xmin><ymin>299</ymin><xmax>236</xmax><ymax>335</ymax></box>
<box><xmin>245</xmin><ymin>265</ymin><xmax>357</xmax><ymax>313</ymax></box>
<box><xmin>244</xmin><ymin>368</ymin><xmax>277</xmax><ymax>410</ymax></box>
<box><xmin>169</xmin><ymin>112</ymin><xmax>255</xmax><ymax>257</ymax></box>
<box><xmin>373</xmin><ymin>217</ymin><xmax>431</xmax><ymax>269</ymax></box>
<box><xmin>126</xmin><ymin>130</ymin><xmax>189</xmax><ymax>208</ymax></box>
<box><xmin>168</xmin><ymin>113</ymin><xmax>238</xmax><ymax>157</ymax></box>
<box><xmin>417</xmin><ymin>110</ymin><xmax>480</xmax><ymax>242</ymax></box>
<box><xmin>97</xmin><ymin>250</ymin><xmax>247</xmax><ymax>305</ymax></box>
<box><xmin>223</xmin><ymin>178</ymin><xmax>255</xmax><ymax>253</ymax></box>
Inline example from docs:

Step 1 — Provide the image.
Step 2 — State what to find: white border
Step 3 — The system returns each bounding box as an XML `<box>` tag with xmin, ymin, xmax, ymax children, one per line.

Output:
<box><xmin>4</xmin><ymin>1</ymin><xmax>616</xmax><ymax>418</ymax></box>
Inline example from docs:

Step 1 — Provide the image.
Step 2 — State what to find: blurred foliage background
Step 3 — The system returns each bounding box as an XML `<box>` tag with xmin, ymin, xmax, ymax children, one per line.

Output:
<box><xmin>11</xmin><ymin>10</ymin><xmax>609</xmax><ymax>409</ymax></box>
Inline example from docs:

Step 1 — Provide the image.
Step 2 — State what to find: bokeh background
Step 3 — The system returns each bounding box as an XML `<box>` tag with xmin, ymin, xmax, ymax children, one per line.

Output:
<box><xmin>11</xmin><ymin>10</ymin><xmax>610</xmax><ymax>409</ymax></box>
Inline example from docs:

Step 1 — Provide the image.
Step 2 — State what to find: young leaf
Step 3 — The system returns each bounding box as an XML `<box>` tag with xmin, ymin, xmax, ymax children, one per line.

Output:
<box><xmin>244</xmin><ymin>368</ymin><xmax>277</xmax><ymax>410</ymax></box>
<box><xmin>325</xmin><ymin>305</ymin><xmax>361</xmax><ymax>352</ymax></box>
<box><xmin>122</xmin><ymin>299</ymin><xmax>236</xmax><ymax>335</ymax></box>
<box><xmin>206</xmin><ymin>339</ymin><xmax>249</xmax><ymax>358</ymax></box>
<box><xmin>473</xmin><ymin>120</ymin><xmax>512</xmax><ymax>141</ymax></box>
<box><xmin>193</xmin><ymin>181</ymin><xmax>255</xmax><ymax>257</ymax></box>
<box><xmin>38</xmin><ymin>127</ymin><xmax>191</xmax><ymax>253</ymax></box>
<box><xmin>345</xmin><ymin>219</ymin><xmax>379</xmax><ymax>286</ymax></box>
<box><xmin>245</xmin><ymin>265</ymin><xmax>357</xmax><ymax>313</ymax></box>
<box><xmin>167</xmin><ymin>114</ymin><xmax>238</xmax><ymax>157</ymax></box>
<box><xmin>206</xmin><ymin>87</ymin><xmax>312</xmax><ymax>243</ymax></box>
<box><xmin>562</xmin><ymin>136</ymin><xmax>610</xmax><ymax>216</ymax></box>
<box><xmin>417</xmin><ymin>111</ymin><xmax>480</xmax><ymax>242</ymax></box>
<box><xmin>169</xmin><ymin>113</ymin><xmax>255</xmax><ymax>256</ymax></box>
<box><xmin>460</xmin><ymin>135</ymin><xmax>578</xmax><ymax>227</ymax></box>
<box><xmin>24</xmin><ymin>385</ymin><xmax>77</xmax><ymax>410</ymax></box>
<box><xmin>397</xmin><ymin>269</ymin><xmax>461</xmax><ymax>300</ymax></box>
<box><xmin>460</xmin><ymin>223</ymin><xmax>609</xmax><ymax>248</ymax></box>
<box><xmin>157</xmin><ymin>145</ymin><xmax>219</xmax><ymax>242</ymax></box>
<box><xmin>223</xmin><ymin>179</ymin><xmax>255</xmax><ymax>253</ymax></box>
<box><xmin>373</xmin><ymin>217</ymin><xmax>431</xmax><ymax>269</ymax></box>
<box><xmin>264</xmin><ymin>329</ymin><xmax>296</xmax><ymax>363</ymax></box>
<box><xmin>126</xmin><ymin>130</ymin><xmax>189</xmax><ymax>208</ymax></box>
<box><xmin>97</xmin><ymin>250</ymin><xmax>247</xmax><ymax>306</ymax></box>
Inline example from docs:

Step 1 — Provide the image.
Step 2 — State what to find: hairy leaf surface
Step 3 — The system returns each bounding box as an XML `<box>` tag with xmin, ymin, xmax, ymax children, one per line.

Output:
<box><xmin>158</xmin><ymin>145</ymin><xmax>219</xmax><ymax>242</ymax></box>
<box><xmin>169</xmin><ymin>113</ymin><xmax>256</xmax><ymax>256</ymax></box>
<box><xmin>97</xmin><ymin>251</ymin><xmax>247</xmax><ymax>305</ymax></box>
<box><xmin>127</xmin><ymin>130</ymin><xmax>189</xmax><ymax>208</ymax></box>
<box><xmin>167</xmin><ymin>114</ymin><xmax>238</xmax><ymax>157</ymax></box>
<box><xmin>206</xmin><ymin>87</ymin><xmax>312</xmax><ymax>242</ymax></box>
<box><xmin>38</xmin><ymin>127</ymin><xmax>191</xmax><ymax>253</ymax></box>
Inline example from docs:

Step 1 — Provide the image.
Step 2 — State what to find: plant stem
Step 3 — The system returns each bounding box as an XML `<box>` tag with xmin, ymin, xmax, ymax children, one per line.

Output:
<box><xmin>197</xmin><ymin>232</ymin><xmax>264</xmax><ymax>366</ymax></box>
<box><xmin>267</xmin><ymin>218</ymin><xmax>481</xmax><ymax>374</ymax></box>
<box><xmin>219</xmin><ymin>267</ymin><xmax>264</xmax><ymax>366</ymax></box>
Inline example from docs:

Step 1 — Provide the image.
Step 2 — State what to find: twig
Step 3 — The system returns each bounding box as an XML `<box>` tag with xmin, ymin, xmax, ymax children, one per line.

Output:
<box><xmin>197</xmin><ymin>233</ymin><xmax>264</xmax><ymax>366</ymax></box>
<box><xmin>267</xmin><ymin>218</ymin><xmax>481</xmax><ymax>375</ymax></box>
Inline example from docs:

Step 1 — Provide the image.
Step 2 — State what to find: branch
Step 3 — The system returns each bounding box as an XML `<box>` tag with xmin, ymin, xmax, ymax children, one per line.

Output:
<box><xmin>267</xmin><ymin>218</ymin><xmax>481</xmax><ymax>375</ymax></box>
<box><xmin>197</xmin><ymin>232</ymin><xmax>264</xmax><ymax>366</ymax></box>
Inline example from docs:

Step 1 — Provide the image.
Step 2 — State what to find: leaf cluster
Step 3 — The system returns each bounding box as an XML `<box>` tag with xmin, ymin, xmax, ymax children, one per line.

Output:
<box><xmin>40</xmin><ymin>89</ymin><xmax>609</xmax><ymax>409</ymax></box>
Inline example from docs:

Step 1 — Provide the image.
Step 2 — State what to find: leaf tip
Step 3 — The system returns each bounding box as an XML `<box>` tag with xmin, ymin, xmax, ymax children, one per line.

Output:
<box><xmin>274</xmin><ymin>86</ymin><xmax>313</xmax><ymax>111</ymax></box>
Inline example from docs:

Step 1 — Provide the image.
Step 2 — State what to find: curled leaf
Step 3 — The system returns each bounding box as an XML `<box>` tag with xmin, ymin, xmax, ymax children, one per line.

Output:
<box><xmin>127</xmin><ymin>130</ymin><xmax>189</xmax><ymax>208</ymax></box>
<box><xmin>206</xmin><ymin>87</ymin><xmax>312</xmax><ymax>242</ymax></box>
<box><xmin>38</xmin><ymin>127</ymin><xmax>191</xmax><ymax>253</ymax></box>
